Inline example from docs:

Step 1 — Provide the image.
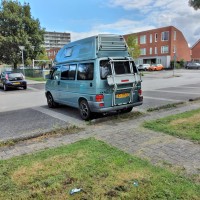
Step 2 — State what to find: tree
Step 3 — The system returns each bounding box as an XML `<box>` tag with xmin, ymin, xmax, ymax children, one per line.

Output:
<box><xmin>189</xmin><ymin>0</ymin><xmax>200</xmax><ymax>10</ymax></box>
<box><xmin>0</xmin><ymin>0</ymin><xmax>45</xmax><ymax>68</ymax></box>
<box><xmin>126</xmin><ymin>35</ymin><xmax>140</xmax><ymax>59</ymax></box>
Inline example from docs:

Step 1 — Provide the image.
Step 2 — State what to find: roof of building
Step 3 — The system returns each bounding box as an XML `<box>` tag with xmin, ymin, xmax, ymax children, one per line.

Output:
<box><xmin>191</xmin><ymin>39</ymin><xmax>200</xmax><ymax>49</ymax></box>
<box><xmin>124</xmin><ymin>25</ymin><xmax>178</xmax><ymax>36</ymax></box>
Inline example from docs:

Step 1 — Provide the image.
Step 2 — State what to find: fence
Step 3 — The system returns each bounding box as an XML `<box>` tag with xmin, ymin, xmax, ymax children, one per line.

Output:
<box><xmin>0</xmin><ymin>67</ymin><xmax>49</xmax><ymax>78</ymax></box>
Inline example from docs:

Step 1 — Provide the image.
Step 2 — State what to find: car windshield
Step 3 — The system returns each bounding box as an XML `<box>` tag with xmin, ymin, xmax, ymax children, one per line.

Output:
<box><xmin>8</xmin><ymin>73</ymin><xmax>23</xmax><ymax>78</ymax></box>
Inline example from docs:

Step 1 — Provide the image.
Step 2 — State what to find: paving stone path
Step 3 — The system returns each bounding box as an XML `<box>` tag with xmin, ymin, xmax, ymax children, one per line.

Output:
<box><xmin>0</xmin><ymin>101</ymin><xmax>200</xmax><ymax>175</ymax></box>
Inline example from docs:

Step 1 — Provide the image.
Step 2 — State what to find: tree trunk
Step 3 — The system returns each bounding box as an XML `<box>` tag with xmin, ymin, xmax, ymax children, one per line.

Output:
<box><xmin>13</xmin><ymin>62</ymin><xmax>18</xmax><ymax>69</ymax></box>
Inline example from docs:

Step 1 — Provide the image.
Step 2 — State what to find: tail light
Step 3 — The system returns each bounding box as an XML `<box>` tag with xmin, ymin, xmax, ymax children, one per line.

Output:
<box><xmin>138</xmin><ymin>89</ymin><xmax>143</xmax><ymax>102</ymax></box>
<box><xmin>95</xmin><ymin>94</ymin><xmax>104</xmax><ymax>102</ymax></box>
<box><xmin>138</xmin><ymin>89</ymin><xmax>142</xmax><ymax>96</ymax></box>
<box><xmin>5</xmin><ymin>74</ymin><xmax>9</xmax><ymax>80</ymax></box>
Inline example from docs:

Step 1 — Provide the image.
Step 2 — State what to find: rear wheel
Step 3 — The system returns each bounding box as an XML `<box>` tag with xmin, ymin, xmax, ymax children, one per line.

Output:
<box><xmin>46</xmin><ymin>93</ymin><xmax>58</xmax><ymax>108</ymax></box>
<box><xmin>79</xmin><ymin>99</ymin><xmax>92</xmax><ymax>121</ymax></box>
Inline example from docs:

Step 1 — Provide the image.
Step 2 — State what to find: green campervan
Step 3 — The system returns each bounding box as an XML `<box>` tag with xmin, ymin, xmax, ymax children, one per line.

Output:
<box><xmin>45</xmin><ymin>34</ymin><xmax>143</xmax><ymax>120</ymax></box>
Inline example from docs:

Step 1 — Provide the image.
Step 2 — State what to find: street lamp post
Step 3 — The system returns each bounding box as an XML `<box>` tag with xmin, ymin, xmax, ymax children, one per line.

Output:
<box><xmin>19</xmin><ymin>46</ymin><xmax>25</xmax><ymax>76</ymax></box>
<box><xmin>173</xmin><ymin>52</ymin><xmax>176</xmax><ymax>77</ymax></box>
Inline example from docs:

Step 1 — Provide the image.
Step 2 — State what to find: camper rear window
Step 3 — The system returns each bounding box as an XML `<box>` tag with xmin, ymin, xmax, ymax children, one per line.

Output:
<box><xmin>77</xmin><ymin>63</ymin><xmax>94</xmax><ymax>80</ymax></box>
<box><xmin>100</xmin><ymin>60</ymin><xmax>134</xmax><ymax>79</ymax></box>
<box><xmin>114</xmin><ymin>61</ymin><xmax>131</xmax><ymax>74</ymax></box>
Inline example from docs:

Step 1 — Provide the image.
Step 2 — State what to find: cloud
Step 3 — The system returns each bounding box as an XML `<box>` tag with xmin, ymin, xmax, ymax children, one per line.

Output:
<box><xmin>107</xmin><ymin>0</ymin><xmax>200</xmax><ymax>45</ymax></box>
<box><xmin>67</xmin><ymin>19</ymin><xmax>155</xmax><ymax>42</ymax></box>
<box><xmin>65</xmin><ymin>0</ymin><xmax>200</xmax><ymax>46</ymax></box>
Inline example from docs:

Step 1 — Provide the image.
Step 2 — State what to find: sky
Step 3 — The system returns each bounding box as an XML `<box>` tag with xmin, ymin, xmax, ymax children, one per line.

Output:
<box><xmin>16</xmin><ymin>0</ymin><xmax>200</xmax><ymax>46</ymax></box>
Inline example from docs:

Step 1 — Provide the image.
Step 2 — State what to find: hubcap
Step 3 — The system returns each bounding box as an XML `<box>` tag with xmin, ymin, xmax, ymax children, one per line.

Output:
<box><xmin>80</xmin><ymin>102</ymin><xmax>88</xmax><ymax>118</ymax></box>
<box><xmin>47</xmin><ymin>94</ymin><xmax>53</xmax><ymax>106</ymax></box>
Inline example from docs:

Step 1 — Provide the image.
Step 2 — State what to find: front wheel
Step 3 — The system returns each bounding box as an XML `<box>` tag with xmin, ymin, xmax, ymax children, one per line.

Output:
<box><xmin>46</xmin><ymin>93</ymin><xmax>58</xmax><ymax>108</ymax></box>
<box><xmin>79</xmin><ymin>100</ymin><xmax>92</xmax><ymax>121</ymax></box>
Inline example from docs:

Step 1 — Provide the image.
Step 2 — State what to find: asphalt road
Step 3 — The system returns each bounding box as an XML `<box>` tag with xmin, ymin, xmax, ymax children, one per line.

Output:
<box><xmin>0</xmin><ymin>69</ymin><xmax>200</xmax><ymax>141</ymax></box>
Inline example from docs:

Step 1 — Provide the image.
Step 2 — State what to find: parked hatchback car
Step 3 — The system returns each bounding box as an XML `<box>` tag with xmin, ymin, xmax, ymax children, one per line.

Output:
<box><xmin>137</xmin><ymin>64</ymin><xmax>151</xmax><ymax>71</ymax></box>
<box><xmin>0</xmin><ymin>71</ymin><xmax>27</xmax><ymax>91</ymax></box>
<box><xmin>149</xmin><ymin>64</ymin><xmax>164</xmax><ymax>71</ymax></box>
<box><xmin>186</xmin><ymin>62</ymin><xmax>200</xmax><ymax>69</ymax></box>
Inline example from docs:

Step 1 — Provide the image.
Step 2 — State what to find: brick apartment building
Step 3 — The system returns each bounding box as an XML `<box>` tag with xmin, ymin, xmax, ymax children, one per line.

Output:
<box><xmin>44</xmin><ymin>31</ymin><xmax>71</xmax><ymax>60</ymax></box>
<box><xmin>191</xmin><ymin>39</ymin><xmax>200</xmax><ymax>62</ymax></box>
<box><xmin>124</xmin><ymin>26</ymin><xmax>191</xmax><ymax>68</ymax></box>
<box><xmin>46</xmin><ymin>47</ymin><xmax>60</xmax><ymax>61</ymax></box>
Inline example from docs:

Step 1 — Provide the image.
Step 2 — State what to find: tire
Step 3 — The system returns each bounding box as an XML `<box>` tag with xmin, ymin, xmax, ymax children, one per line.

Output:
<box><xmin>79</xmin><ymin>99</ymin><xmax>92</xmax><ymax>121</ymax></box>
<box><xmin>46</xmin><ymin>93</ymin><xmax>58</xmax><ymax>108</ymax></box>
<box><xmin>3</xmin><ymin>84</ymin><xmax>7</xmax><ymax>91</ymax></box>
<box><xmin>23</xmin><ymin>85</ymin><xmax>27</xmax><ymax>90</ymax></box>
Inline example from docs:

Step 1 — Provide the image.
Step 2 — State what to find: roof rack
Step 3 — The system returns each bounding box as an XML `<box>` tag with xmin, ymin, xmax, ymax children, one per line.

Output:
<box><xmin>98</xmin><ymin>34</ymin><xmax>128</xmax><ymax>51</ymax></box>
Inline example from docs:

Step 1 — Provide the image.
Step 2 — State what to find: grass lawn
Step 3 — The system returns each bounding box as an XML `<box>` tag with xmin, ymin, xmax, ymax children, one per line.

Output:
<box><xmin>0</xmin><ymin>138</ymin><xmax>199</xmax><ymax>199</ymax></box>
<box><xmin>143</xmin><ymin>108</ymin><xmax>200</xmax><ymax>143</ymax></box>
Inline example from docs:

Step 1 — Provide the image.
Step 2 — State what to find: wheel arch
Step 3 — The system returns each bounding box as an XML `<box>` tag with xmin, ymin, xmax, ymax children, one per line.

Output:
<box><xmin>78</xmin><ymin>97</ymin><xmax>88</xmax><ymax>105</ymax></box>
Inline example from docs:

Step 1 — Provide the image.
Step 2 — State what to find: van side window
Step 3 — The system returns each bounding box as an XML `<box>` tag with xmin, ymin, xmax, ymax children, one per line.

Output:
<box><xmin>52</xmin><ymin>70</ymin><xmax>60</xmax><ymax>80</ymax></box>
<box><xmin>77</xmin><ymin>63</ymin><xmax>94</xmax><ymax>80</ymax></box>
<box><xmin>61</xmin><ymin>65</ymin><xmax>77</xmax><ymax>80</ymax></box>
<box><xmin>61</xmin><ymin>65</ymin><xmax>69</xmax><ymax>80</ymax></box>
<box><xmin>49</xmin><ymin>66</ymin><xmax>59</xmax><ymax>79</ymax></box>
<box><xmin>68</xmin><ymin>65</ymin><xmax>76</xmax><ymax>80</ymax></box>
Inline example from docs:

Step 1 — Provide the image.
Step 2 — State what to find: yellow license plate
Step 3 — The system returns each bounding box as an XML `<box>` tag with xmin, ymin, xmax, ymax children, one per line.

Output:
<box><xmin>13</xmin><ymin>82</ymin><xmax>20</xmax><ymax>85</ymax></box>
<box><xmin>116</xmin><ymin>93</ymin><xmax>130</xmax><ymax>98</ymax></box>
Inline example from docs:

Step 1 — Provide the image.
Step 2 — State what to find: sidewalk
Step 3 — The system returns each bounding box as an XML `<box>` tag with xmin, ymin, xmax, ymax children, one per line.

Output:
<box><xmin>27</xmin><ymin>79</ymin><xmax>46</xmax><ymax>84</ymax></box>
<box><xmin>0</xmin><ymin>101</ymin><xmax>200</xmax><ymax>175</ymax></box>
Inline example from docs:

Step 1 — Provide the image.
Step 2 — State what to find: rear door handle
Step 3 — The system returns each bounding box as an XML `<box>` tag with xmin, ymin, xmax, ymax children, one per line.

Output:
<box><xmin>90</xmin><ymin>82</ymin><xmax>92</xmax><ymax>87</ymax></box>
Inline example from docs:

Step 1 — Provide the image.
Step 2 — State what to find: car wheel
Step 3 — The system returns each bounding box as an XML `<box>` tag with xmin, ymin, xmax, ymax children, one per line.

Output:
<box><xmin>79</xmin><ymin>99</ymin><xmax>92</xmax><ymax>121</ymax></box>
<box><xmin>23</xmin><ymin>85</ymin><xmax>27</xmax><ymax>90</ymax></box>
<box><xmin>46</xmin><ymin>92</ymin><xmax>58</xmax><ymax>108</ymax></box>
<box><xmin>3</xmin><ymin>84</ymin><xmax>7</xmax><ymax>91</ymax></box>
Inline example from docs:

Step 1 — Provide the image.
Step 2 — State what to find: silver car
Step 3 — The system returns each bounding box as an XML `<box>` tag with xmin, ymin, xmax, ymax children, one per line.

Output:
<box><xmin>186</xmin><ymin>62</ymin><xmax>200</xmax><ymax>69</ymax></box>
<box><xmin>137</xmin><ymin>64</ymin><xmax>151</xmax><ymax>71</ymax></box>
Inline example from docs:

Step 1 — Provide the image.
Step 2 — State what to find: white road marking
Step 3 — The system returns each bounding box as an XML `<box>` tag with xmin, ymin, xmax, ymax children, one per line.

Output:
<box><xmin>144</xmin><ymin>96</ymin><xmax>182</xmax><ymax>102</ymax></box>
<box><xmin>32</xmin><ymin>106</ymin><xmax>85</xmax><ymax>126</ymax></box>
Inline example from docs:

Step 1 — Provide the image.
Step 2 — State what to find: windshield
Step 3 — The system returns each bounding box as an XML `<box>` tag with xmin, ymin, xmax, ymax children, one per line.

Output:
<box><xmin>8</xmin><ymin>73</ymin><xmax>23</xmax><ymax>78</ymax></box>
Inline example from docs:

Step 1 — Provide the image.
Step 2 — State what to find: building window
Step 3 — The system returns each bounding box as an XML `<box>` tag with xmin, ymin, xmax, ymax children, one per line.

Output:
<box><xmin>150</xmin><ymin>34</ymin><xmax>152</xmax><ymax>43</ymax></box>
<box><xmin>174</xmin><ymin>31</ymin><xmax>176</xmax><ymax>40</ymax></box>
<box><xmin>149</xmin><ymin>47</ymin><xmax>152</xmax><ymax>55</ymax></box>
<box><xmin>155</xmin><ymin>33</ymin><xmax>158</xmax><ymax>42</ymax></box>
<box><xmin>140</xmin><ymin>48</ymin><xmax>146</xmax><ymax>55</ymax></box>
<box><xmin>161</xmin><ymin>31</ymin><xmax>169</xmax><ymax>41</ymax></box>
<box><xmin>161</xmin><ymin>46</ymin><xmax>169</xmax><ymax>53</ymax></box>
<box><xmin>155</xmin><ymin>47</ymin><xmax>157</xmax><ymax>54</ymax></box>
<box><xmin>140</xmin><ymin>35</ymin><xmax>146</xmax><ymax>44</ymax></box>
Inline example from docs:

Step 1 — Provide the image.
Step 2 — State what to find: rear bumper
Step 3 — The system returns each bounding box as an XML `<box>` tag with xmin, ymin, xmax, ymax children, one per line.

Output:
<box><xmin>5</xmin><ymin>81</ymin><xmax>27</xmax><ymax>88</ymax></box>
<box><xmin>88</xmin><ymin>101</ymin><xmax>143</xmax><ymax>113</ymax></box>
